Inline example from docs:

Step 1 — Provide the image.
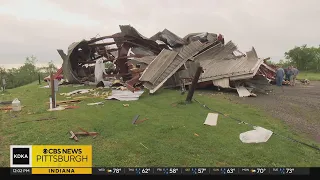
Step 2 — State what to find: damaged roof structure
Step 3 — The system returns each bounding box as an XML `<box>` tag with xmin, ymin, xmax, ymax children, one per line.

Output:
<box><xmin>57</xmin><ymin>25</ymin><xmax>276</xmax><ymax>97</ymax></box>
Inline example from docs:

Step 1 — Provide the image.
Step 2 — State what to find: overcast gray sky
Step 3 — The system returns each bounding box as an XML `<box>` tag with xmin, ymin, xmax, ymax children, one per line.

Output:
<box><xmin>0</xmin><ymin>0</ymin><xmax>319</xmax><ymax>68</ymax></box>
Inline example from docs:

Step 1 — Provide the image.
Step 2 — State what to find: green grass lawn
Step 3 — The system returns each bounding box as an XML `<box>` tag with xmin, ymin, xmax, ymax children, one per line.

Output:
<box><xmin>1</xmin><ymin>82</ymin><xmax>320</xmax><ymax>167</ymax></box>
<box><xmin>297</xmin><ymin>71</ymin><xmax>320</xmax><ymax>81</ymax></box>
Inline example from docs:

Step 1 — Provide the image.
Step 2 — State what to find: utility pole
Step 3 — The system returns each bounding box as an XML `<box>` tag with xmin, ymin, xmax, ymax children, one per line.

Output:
<box><xmin>185</xmin><ymin>66</ymin><xmax>203</xmax><ymax>103</ymax></box>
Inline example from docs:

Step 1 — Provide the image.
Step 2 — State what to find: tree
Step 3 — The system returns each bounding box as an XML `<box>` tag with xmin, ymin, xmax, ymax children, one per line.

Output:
<box><xmin>285</xmin><ymin>45</ymin><xmax>320</xmax><ymax>72</ymax></box>
<box><xmin>47</xmin><ymin>60</ymin><xmax>58</xmax><ymax>74</ymax></box>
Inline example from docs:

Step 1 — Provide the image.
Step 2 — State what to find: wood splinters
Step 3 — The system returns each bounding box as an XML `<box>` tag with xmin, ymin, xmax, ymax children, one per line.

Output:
<box><xmin>69</xmin><ymin>131</ymin><xmax>78</xmax><ymax>141</ymax></box>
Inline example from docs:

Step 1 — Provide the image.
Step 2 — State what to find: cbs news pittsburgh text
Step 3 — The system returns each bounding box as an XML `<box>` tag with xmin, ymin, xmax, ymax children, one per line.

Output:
<box><xmin>10</xmin><ymin>145</ymin><xmax>92</xmax><ymax>175</ymax></box>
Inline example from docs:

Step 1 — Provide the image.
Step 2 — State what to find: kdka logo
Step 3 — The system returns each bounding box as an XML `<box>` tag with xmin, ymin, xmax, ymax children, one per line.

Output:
<box><xmin>10</xmin><ymin>145</ymin><xmax>32</xmax><ymax>167</ymax></box>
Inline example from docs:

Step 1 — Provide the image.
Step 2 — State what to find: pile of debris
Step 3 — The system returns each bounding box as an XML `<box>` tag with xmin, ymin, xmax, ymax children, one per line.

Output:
<box><xmin>56</xmin><ymin>25</ymin><xmax>276</xmax><ymax>97</ymax></box>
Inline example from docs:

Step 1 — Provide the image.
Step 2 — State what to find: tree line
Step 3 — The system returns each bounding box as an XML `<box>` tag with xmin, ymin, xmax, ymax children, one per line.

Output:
<box><xmin>0</xmin><ymin>56</ymin><xmax>58</xmax><ymax>89</ymax></box>
<box><xmin>276</xmin><ymin>44</ymin><xmax>320</xmax><ymax>72</ymax></box>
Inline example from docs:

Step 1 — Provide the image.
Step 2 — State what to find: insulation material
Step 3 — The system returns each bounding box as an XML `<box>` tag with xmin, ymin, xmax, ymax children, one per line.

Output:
<box><xmin>203</xmin><ymin>113</ymin><xmax>219</xmax><ymax>126</ymax></box>
<box><xmin>61</xmin><ymin>89</ymin><xmax>94</xmax><ymax>96</ymax></box>
<box><xmin>212</xmin><ymin>78</ymin><xmax>230</xmax><ymax>88</ymax></box>
<box><xmin>239</xmin><ymin>126</ymin><xmax>273</xmax><ymax>143</ymax></box>
<box><xmin>236</xmin><ymin>86</ymin><xmax>251</xmax><ymax>97</ymax></box>
<box><xmin>94</xmin><ymin>59</ymin><xmax>106</xmax><ymax>83</ymax></box>
<box><xmin>106</xmin><ymin>90</ymin><xmax>144</xmax><ymax>101</ymax></box>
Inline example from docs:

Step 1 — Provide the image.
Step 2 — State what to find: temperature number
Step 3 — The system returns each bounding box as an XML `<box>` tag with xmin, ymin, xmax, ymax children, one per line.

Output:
<box><xmin>198</xmin><ymin>168</ymin><xmax>206</xmax><ymax>174</ymax></box>
<box><xmin>142</xmin><ymin>168</ymin><xmax>150</xmax><ymax>174</ymax></box>
<box><xmin>286</xmin><ymin>168</ymin><xmax>294</xmax><ymax>174</ymax></box>
<box><xmin>170</xmin><ymin>168</ymin><xmax>178</xmax><ymax>174</ymax></box>
<box><xmin>113</xmin><ymin>168</ymin><xmax>121</xmax><ymax>174</ymax></box>
<box><xmin>257</xmin><ymin>168</ymin><xmax>266</xmax><ymax>174</ymax></box>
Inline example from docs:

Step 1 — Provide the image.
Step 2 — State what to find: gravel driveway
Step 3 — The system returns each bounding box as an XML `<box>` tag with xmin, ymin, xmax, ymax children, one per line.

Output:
<box><xmin>227</xmin><ymin>81</ymin><xmax>320</xmax><ymax>143</ymax></box>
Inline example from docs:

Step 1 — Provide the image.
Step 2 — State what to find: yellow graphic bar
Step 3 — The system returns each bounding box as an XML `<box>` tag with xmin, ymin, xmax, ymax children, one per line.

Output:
<box><xmin>32</xmin><ymin>145</ymin><xmax>92</xmax><ymax>167</ymax></box>
<box><xmin>32</xmin><ymin>168</ymin><xmax>92</xmax><ymax>174</ymax></box>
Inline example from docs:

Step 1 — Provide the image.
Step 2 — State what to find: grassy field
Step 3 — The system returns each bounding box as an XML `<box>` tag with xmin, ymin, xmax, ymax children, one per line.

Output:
<box><xmin>297</xmin><ymin>71</ymin><xmax>320</xmax><ymax>81</ymax></box>
<box><xmin>0</xmin><ymin>82</ymin><xmax>320</xmax><ymax>167</ymax></box>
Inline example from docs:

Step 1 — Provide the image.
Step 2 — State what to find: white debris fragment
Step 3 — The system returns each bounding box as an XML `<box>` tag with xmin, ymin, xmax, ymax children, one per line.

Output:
<box><xmin>106</xmin><ymin>90</ymin><xmax>144</xmax><ymax>101</ymax></box>
<box><xmin>239</xmin><ymin>126</ymin><xmax>273</xmax><ymax>143</ymax></box>
<box><xmin>204</xmin><ymin>113</ymin><xmax>219</xmax><ymax>126</ymax></box>
<box><xmin>236</xmin><ymin>86</ymin><xmax>251</xmax><ymax>97</ymax></box>
<box><xmin>87</xmin><ymin>102</ymin><xmax>104</xmax><ymax>106</ymax></box>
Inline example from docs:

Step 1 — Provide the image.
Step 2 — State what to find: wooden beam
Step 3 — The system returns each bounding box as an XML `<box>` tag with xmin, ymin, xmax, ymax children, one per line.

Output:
<box><xmin>186</xmin><ymin>66</ymin><xmax>203</xmax><ymax>103</ymax></box>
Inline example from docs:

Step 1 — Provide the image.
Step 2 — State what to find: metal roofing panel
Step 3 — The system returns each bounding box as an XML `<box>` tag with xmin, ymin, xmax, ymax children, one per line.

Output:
<box><xmin>194</xmin><ymin>41</ymin><xmax>237</xmax><ymax>61</ymax></box>
<box><xmin>141</xmin><ymin>40</ymin><xmax>209</xmax><ymax>93</ymax></box>
<box><xmin>160</xmin><ymin>29</ymin><xmax>186</xmax><ymax>47</ymax></box>
<box><xmin>130</xmin><ymin>56</ymin><xmax>156</xmax><ymax>65</ymax></box>
<box><xmin>198</xmin><ymin>47</ymin><xmax>263</xmax><ymax>82</ymax></box>
<box><xmin>177</xmin><ymin>40</ymin><xmax>203</xmax><ymax>59</ymax></box>
<box><xmin>139</xmin><ymin>49</ymin><xmax>178</xmax><ymax>83</ymax></box>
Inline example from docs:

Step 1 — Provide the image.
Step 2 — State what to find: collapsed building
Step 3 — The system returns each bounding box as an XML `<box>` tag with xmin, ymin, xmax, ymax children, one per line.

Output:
<box><xmin>56</xmin><ymin>25</ymin><xmax>276</xmax><ymax>97</ymax></box>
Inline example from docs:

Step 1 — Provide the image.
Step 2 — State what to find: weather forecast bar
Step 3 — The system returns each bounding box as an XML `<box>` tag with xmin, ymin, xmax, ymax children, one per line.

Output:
<box><xmin>9</xmin><ymin>167</ymin><xmax>312</xmax><ymax>175</ymax></box>
<box><xmin>91</xmin><ymin>167</ymin><xmax>311</xmax><ymax>175</ymax></box>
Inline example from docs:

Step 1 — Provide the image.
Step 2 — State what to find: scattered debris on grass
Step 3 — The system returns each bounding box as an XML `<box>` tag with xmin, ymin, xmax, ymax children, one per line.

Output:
<box><xmin>140</xmin><ymin>142</ymin><xmax>149</xmax><ymax>149</ymax></box>
<box><xmin>17</xmin><ymin>117</ymin><xmax>57</xmax><ymax>124</ymax></box>
<box><xmin>194</xmin><ymin>133</ymin><xmax>200</xmax><ymax>137</ymax></box>
<box><xmin>135</xmin><ymin>118</ymin><xmax>148</xmax><ymax>124</ymax></box>
<box><xmin>106</xmin><ymin>90</ymin><xmax>144</xmax><ymax>101</ymax></box>
<box><xmin>0</xmin><ymin>101</ymin><xmax>11</xmax><ymax>105</ymax></box>
<box><xmin>69</xmin><ymin>131</ymin><xmax>79</xmax><ymax>142</ymax></box>
<box><xmin>64</xmin><ymin>106</ymin><xmax>80</xmax><ymax>109</ymax></box>
<box><xmin>239</xmin><ymin>126</ymin><xmax>273</xmax><ymax>143</ymax></box>
<box><xmin>39</xmin><ymin>85</ymin><xmax>50</xmax><ymax>88</ymax></box>
<box><xmin>48</xmin><ymin>99</ymin><xmax>81</xmax><ymax>105</ymax></box>
<box><xmin>87</xmin><ymin>102</ymin><xmax>104</xmax><ymax>106</ymax></box>
<box><xmin>123</xmin><ymin>104</ymin><xmax>129</xmax><ymax>107</ymax></box>
<box><xmin>60</xmin><ymin>89</ymin><xmax>95</xmax><ymax>96</ymax></box>
<box><xmin>69</xmin><ymin>128</ymin><xmax>99</xmax><ymax>142</ymax></box>
<box><xmin>204</xmin><ymin>113</ymin><xmax>219</xmax><ymax>126</ymax></box>
<box><xmin>0</xmin><ymin>106</ymin><xmax>25</xmax><ymax>111</ymax></box>
<box><xmin>47</xmin><ymin>106</ymin><xmax>65</xmax><ymax>111</ymax></box>
<box><xmin>132</xmin><ymin>115</ymin><xmax>140</xmax><ymax>124</ymax></box>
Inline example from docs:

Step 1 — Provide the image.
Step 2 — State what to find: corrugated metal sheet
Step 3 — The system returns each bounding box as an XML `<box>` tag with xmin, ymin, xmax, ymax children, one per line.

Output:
<box><xmin>183</xmin><ymin>32</ymin><xmax>217</xmax><ymax>44</ymax></box>
<box><xmin>150</xmin><ymin>29</ymin><xmax>186</xmax><ymax>47</ymax></box>
<box><xmin>198</xmin><ymin>47</ymin><xmax>263</xmax><ymax>82</ymax></box>
<box><xmin>194</xmin><ymin>41</ymin><xmax>237</xmax><ymax>62</ymax></box>
<box><xmin>119</xmin><ymin>25</ymin><xmax>149</xmax><ymax>40</ymax></box>
<box><xmin>177</xmin><ymin>41</ymin><xmax>203</xmax><ymax>59</ymax></box>
<box><xmin>164</xmin><ymin>61</ymin><xmax>200</xmax><ymax>87</ymax></box>
<box><xmin>131</xmin><ymin>47</ymin><xmax>155</xmax><ymax>56</ymax></box>
<box><xmin>140</xmin><ymin>40</ymin><xmax>209</xmax><ymax>93</ymax></box>
<box><xmin>129</xmin><ymin>56</ymin><xmax>156</xmax><ymax>65</ymax></box>
<box><xmin>139</xmin><ymin>49</ymin><xmax>178</xmax><ymax>83</ymax></box>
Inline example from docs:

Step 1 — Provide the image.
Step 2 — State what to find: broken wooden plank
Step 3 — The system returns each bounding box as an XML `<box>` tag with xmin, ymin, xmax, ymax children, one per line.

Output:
<box><xmin>0</xmin><ymin>106</ymin><xmax>25</xmax><ymax>110</ymax></box>
<box><xmin>47</xmin><ymin>99</ymin><xmax>81</xmax><ymax>104</ymax></box>
<box><xmin>69</xmin><ymin>131</ymin><xmax>78</xmax><ymax>141</ymax></box>
<box><xmin>64</xmin><ymin>106</ymin><xmax>80</xmax><ymax>109</ymax></box>
<box><xmin>135</xmin><ymin>118</ymin><xmax>148</xmax><ymax>124</ymax></box>
<box><xmin>79</xmin><ymin>127</ymin><xmax>90</xmax><ymax>135</ymax></box>
<box><xmin>74</xmin><ymin>132</ymin><xmax>98</xmax><ymax>136</ymax></box>
<box><xmin>17</xmin><ymin>117</ymin><xmax>57</xmax><ymax>124</ymax></box>
<box><xmin>132</xmin><ymin>115</ymin><xmax>140</xmax><ymax>124</ymax></box>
